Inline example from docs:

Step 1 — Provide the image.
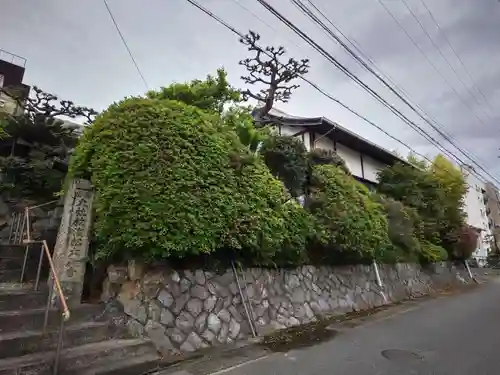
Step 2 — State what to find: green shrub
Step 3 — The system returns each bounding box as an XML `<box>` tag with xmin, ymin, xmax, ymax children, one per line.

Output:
<box><xmin>222</xmin><ymin>106</ymin><xmax>270</xmax><ymax>153</ymax></box>
<box><xmin>376</xmin><ymin>195</ymin><xmax>421</xmax><ymax>261</ymax></box>
<box><xmin>308</xmin><ymin>164</ymin><xmax>391</xmax><ymax>261</ymax></box>
<box><xmin>70</xmin><ymin>97</ymin><xmax>311</xmax><ymax>263</ymax></box>
<box><xmin>146</xmin><ymin>68</ymin><xmax>241</xmax><ymax>114</ymax></box>
<box><xmin>419</xmin><ymin>241</ymin><xmax>448</xmax><ymax>263</ymax></box>
<box><xmin>260</xmin><ymin>135</ymin><xmax>309</xmax><ymax>197</ymax></box>
<box><xmin>308</xmin><ymin>148</ymin><xmax>350</xmax><ymax>174</ymax></box>
<box><xmin>377</xmin><ymin>161</ymin><xmax>444</xmax><ymax>245</ymax></box>
<box><xmin>377</xmin><ymin>154</ymin><xmax>468</xmax><ymax>259</ymax></box>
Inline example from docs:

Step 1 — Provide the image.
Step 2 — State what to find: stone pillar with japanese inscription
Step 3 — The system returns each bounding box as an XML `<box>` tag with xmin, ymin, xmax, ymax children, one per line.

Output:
<box><xmin>51</xmin><ymin>179</ymin><xmax>94</xmax><ymax>307</ymax></box>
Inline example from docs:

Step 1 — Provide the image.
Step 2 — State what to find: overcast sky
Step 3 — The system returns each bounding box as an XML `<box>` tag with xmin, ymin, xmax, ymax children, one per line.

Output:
<box><xmin>2</xmin><ymin>0</ymin><xmax>500</xmax><ymax>181</ymax></box>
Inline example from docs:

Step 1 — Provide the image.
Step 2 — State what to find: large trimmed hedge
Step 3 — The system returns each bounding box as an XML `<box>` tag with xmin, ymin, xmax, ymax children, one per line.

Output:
<box><xmin>70</xmin><ymin>98</ymin><xmax>312</xmax><ymax>263</ymax></box>
<box><xmin>308</xmin><ymin>164</ymin><xmax>391</xmax><ymax>261</ymax></box>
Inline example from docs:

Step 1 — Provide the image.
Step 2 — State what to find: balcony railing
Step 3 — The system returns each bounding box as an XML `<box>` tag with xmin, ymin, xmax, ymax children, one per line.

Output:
<box><xmin>0</xmin><ymin>49</ymin><xmax>27</xmax><ymax>68</ymax></box>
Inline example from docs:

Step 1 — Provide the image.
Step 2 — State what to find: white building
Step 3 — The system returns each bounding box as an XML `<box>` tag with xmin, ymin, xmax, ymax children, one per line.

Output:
<box><xmin>265</xmin><ymin>108</ymin><xmax>407</xmax><ymax>188</ymax></box>
<box><xmin>461</xmin><ymin>165</ymin><xmax>491</xmax><ymax>266</ymax></box>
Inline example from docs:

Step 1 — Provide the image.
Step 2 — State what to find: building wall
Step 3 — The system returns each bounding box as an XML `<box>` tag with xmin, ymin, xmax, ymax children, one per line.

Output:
<box><xmin>362</xmin><ymin>154</ymin><xmax>386</xmax><ymax>183</ymax></box>
<box><xmin>0</xmin><ymin>59</ymin><xmax>25</xmax><ymax>88</ymax></box>
<box><xmin>0</xmin><ymin>90</ymin><xmax>22</xmax><ymax>115</ymax></box>
<box><xmin>462</xmin><ymin>165</ymin><xmax>491</xmax><ymax>265</ymax></box>
<box><xmin>278</xmin><ymin>125</ymin><xmax>311</xmax><ymax>151</ymax></box>
<box><xmin>335</xmin><ymin>143</ymin><xmax>363</xmax><ymax>177</ymax></box>
<box><xmin>0</xmin><ymin>57</ymin><xmax>29</xmax><ymax>116</ymax></box>
<box><xmin>484</xmin><ymin>182</ymin><xmax>500</xmax><ymax>250</ymax></box>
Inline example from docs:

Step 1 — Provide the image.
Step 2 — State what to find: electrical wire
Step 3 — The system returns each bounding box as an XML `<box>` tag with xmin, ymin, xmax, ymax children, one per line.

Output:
<box><xmin>419</xmin><ymin>0</ymin><xmax>495</xmax><ymax>114</ymax></box>
<box><xmin>377</xmin><ymin>0</ymin><xmax>498</xmax><ymax>175</ymax></box>
<box><xmin>230</xmin><ymin>0</ymin><xmax>302</xmax><ymax>49</ymax></box>
<box><xmin>293</xmin><ymin>0</ymin><xmax>498</xmax><ymax>184</ymax></box>
<box><xmin>400</xmin><ymin>0</ymin><xmax>492</xmax><ymax>121</ymax></box>
<box><xmin>256</xmin><ymin>0</ymin><xmax>500</xmax><ymax>186</ymax></box>
<box><xmin>103</xmin><ymin>0</ymin><xmax>149</xmax><ymax>90</ymax></box>
<box><xmin>376</xmin><ymin>0</ymin><xmax>497</xmax><ymax>135</ymax></box>
<box><xmin>183</xmin><ymin>0</ymin><xmax>497</xmax><ymax>191</ymax></box>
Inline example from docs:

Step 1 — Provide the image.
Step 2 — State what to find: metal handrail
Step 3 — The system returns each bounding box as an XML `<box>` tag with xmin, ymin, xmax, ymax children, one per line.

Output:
<box><xmin>23</xmin><ymin>239</ymin><xmax>71</xmax><ymax>321</ymax></box>
<box><xmin>17</xmin><ymin>203</ymin><xmax>69</xmax><ymax>374</ymax></box>
<box><xmin>21</xmin><ymin>204</ymin><xmax>70</xmax><ymax>319</ymax></box>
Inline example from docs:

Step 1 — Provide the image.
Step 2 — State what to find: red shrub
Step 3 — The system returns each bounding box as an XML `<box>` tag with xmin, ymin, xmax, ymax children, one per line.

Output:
<box><xmin>452</xmin><ymin>225</ymin><xmax>479</xmax><ymax>260</ymax></box>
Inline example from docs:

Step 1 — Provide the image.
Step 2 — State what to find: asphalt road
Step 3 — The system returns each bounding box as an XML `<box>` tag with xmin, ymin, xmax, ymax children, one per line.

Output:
<box><xmin>200</xmin><ymin>279</ymin><xmax>500</xmax><ymax>375</ymax></box>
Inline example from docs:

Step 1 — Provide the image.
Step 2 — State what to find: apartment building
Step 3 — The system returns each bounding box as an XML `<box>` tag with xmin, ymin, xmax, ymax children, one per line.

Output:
<box><xmin>461</xmin><ymin>165</ymin><xmax>492</xmax><ymax>266</ymax></box>
<box><xmin>0</xmin><ymin>49</ymin><xmax>30</xmax><ymax>116</ymax></box>
<box><xmin>484</xmin><ymin>181</ymin><xmax>500</xmax><ymax>251</ymax></box>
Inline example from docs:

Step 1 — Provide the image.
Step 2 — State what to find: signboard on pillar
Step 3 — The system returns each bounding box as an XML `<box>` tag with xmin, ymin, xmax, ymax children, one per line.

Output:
<box><xmin>51</xmin><ymin>179</ymin><xmax>94</xmax><ymax>307</ymax></box>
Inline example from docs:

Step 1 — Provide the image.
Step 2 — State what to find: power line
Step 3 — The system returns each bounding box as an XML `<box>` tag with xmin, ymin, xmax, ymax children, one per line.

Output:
<box><xmin>256</xmin><ymin>0</ymin><xmax>500</xmax><ymax>186</ymax></box>
<box><xmin>400</xmin><ymin>0</ymin><xmax>492</xmax><ymax>122</ymax></box>
<box><xmin>376</xmin><ymin>0</ymin><xmax>494</xmax><ymax>132</ymax></box>
<box><xmin>103</xmin><ymin>0</ymin><xmax>149</xmax><ymax>90</ymax></box>
<box><xmin>182</xmin><ymin>0</ymin><xmax>496</xmax><ymax>190</ymax></box>
<box><xmin>376</xmin><ymin>0</ymin><xmax>498</xmax><ymax>176</ymax></box>
<box><xmin>419</xmin><ymin>0</ymin><xmax>495</xmax><ymax>114</ymax></box>
<box><xmin>294</xmin><ymin>0</ymin><xmax>498</xmax><ymax>184</ymax></box>
<box><xmin>230</xmin><ymin>0</ymin><xmax>302</xmax><ymax>49</ymax></box>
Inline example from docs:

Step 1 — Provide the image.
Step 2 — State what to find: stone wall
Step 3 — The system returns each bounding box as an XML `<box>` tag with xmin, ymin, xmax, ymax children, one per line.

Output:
<box><xmin>102</xmin><ymin>262</ymin><xmax>470</xmax><ymax>356</ymax></box>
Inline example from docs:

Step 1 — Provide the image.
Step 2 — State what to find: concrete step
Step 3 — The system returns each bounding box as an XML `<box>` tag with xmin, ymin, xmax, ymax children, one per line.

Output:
<box><xmin>0</xmin><ymin>304</ymin><xmax>104</xmax><ymax>332</ymax></box>
<box><xmin>0</xmin><ymin>282</ymin><xmax>36</xmax><ymax>291</ymax></box>
<box><xmin>0</xmin><ymin>269</ymin><xmax>40</xmax><ymax>284</ymax></box>
<box><xmin>0</xmin><ymin>269</ymin><xmax>22</xmax><ymax>283</ymax></box>
<box><xmin>0</xmin><ymin>257</ymin><xmax>24</xmax><ymax>271</ymax></box>
<box><xmin>0</xmin><ymin>338</ymin><xmax>159</xmax><ymax>375</ymax></box>
<box><xmin>0</xmin><ymin>320</ymin><xmax>128</xmax><ymax>359</ymax></box>
<box><xmin>0</xmin><ymin>288</ymin><xmax>48</xmax><ymax>310</ymax></box>
<box><xmin>0</xmin><ymin>245</ymin><xmax>27</xmax><ymax>259</ymax></box>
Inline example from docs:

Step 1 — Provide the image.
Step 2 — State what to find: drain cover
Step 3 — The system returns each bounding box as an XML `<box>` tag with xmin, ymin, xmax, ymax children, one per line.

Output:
<box><xmin>381</xmin><ymin>349</ymin><xmax>423</xmax><ymax>363</ymax></box>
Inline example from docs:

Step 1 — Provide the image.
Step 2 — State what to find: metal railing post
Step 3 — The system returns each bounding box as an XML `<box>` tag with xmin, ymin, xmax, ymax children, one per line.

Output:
<box><xmin>7</xmin><ymin>212</ymin><xmax>16</xmax><ymax>243</ymax></box>
<box><xmin>53</xmin><ymin>316</ymin><xmax>65</xmax><ymax>375</ymax></box>
<box><xmin>43</xmin><ymin>281</ymin><xmax>54</xmax><ymax>334</ymax></box>
<box><xmin>25</xmin><ymin>208</ymin><xmax>31</xmax><ymax>242</ymax></box>
<box><xmin>231</xmin><ymin>261</ymin><xmax>257</xmax><ymax>337</ymax></box>
<box><xmin>238</xmin><ymin>263</ymin><xmax>257</xmax><ymax>328</ymax></box>
<box><xmin>34</xmin><ymin>243</ymin><xmax>44</xmax><ymax>291</ymax></box>
<box><xmin>19</xmin><ymin>244</ymin><xmax>30</xmax><ymax>283</ymax></box>
<box><xmin>373</xmin><ymin>260</ymin><xmax>388</xmax><ymax>304</ymax></box>
<box><xmin>13</xmin><ymin>213</ymin><xmax>22</xmax><ymax>244</ymax></box>
<box><xmin>17</xmin><ymin>211</ymin><xmax>26</xmax><ymax>245</ymax></box>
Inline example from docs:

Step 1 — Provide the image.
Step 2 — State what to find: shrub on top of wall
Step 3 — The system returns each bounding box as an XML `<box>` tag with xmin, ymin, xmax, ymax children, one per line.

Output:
<box><xmin>451</xmin><ymin>225</ymin><xmax>479</xmax><ymax>261</ymax></box>
<box><xmin>260</xmin><ymin>135</ymin><xmax>309</xmax><ymax>198</ymax></box>
<box><xmin>308</xmin><ymin>148</ymin><xmax>350</xmax><ymax>174</ymax></box>
<box><xmin>375</xmin><ymin>195</ymin><xmax>421</xmax><ymax>262</ymax></box>
<box><xmin>69</xmin><ymin>97</ymin><xmax>313</xmax><ymax>264</ymax></box>
<box><xmin>419</xmin><ymin>241</ymin><xmax>448</xmax><ymax>263</ymax></box>
<box><xmin>307</xmin><ymin>164</ymin><xmax>391</xmax><ymax>262</ymax></box>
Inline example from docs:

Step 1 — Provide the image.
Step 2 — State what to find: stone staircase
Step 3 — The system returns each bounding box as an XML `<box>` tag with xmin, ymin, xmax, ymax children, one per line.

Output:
<box><xmin>0</xmin><ymin>244</ymin><xmax>166</xmax><ymax>375</ymax></box>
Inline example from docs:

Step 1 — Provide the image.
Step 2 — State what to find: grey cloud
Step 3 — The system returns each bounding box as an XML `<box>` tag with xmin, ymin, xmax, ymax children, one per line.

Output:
<box><xmin>1</xmin><ymin>0</ymin><xmax>499</xmax><ymax>180</ymax></box>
